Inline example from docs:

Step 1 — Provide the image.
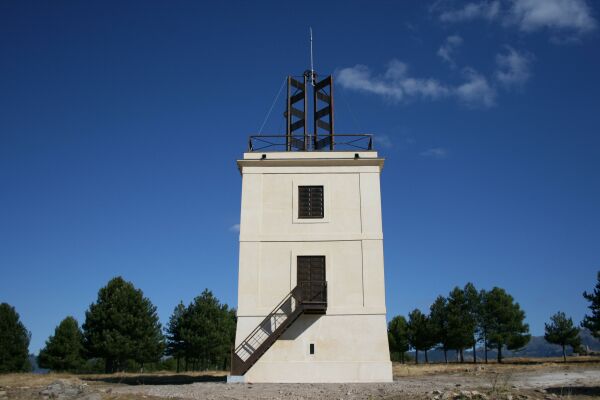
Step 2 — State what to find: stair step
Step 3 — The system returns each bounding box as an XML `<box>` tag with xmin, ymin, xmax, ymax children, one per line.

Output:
<box><xmin>231</xmin><ymin>284</ymin><xmax>327</xmax><ymax>376</ymax></box>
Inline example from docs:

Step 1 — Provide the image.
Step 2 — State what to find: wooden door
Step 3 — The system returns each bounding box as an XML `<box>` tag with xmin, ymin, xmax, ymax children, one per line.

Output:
<box><xmin>297</xmin><ymin>256</ymin><xmax>326</xmax><ymax>302</ymax></box>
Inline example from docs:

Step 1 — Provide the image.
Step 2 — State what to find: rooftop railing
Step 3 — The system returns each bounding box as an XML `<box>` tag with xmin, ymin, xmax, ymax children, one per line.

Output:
<box><xmin>248</xmin><ymin>134</ymin><xmax>373</xmax><ymax>152</ymax></box>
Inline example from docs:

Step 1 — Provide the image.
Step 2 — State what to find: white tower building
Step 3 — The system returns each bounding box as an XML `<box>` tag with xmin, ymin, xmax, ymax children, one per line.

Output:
<box><xmin>230</xmin><ymin>73</ymin><xmax>392</xmax><ymax>383</ymax></box>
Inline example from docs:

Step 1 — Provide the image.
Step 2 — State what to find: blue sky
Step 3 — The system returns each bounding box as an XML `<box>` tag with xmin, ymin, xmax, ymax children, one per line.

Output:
<box><xmin>1</xmin><ymin>0</ymin><xmax>599</xmax><ymax>354</ymax></box>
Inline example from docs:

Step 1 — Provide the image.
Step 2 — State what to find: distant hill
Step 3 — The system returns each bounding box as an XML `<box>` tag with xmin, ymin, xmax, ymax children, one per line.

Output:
<box><xmin>408</xmin><ymin>329</ymin><xmax>600</xmax><ymax>362</ymax></box>
<box><xmin>510</xmin><ymin>328</ymin><xmax>600</xmax><ymax>358</ymax></box>
<box><xmin>29</xmin><ymin>354</ymin><xmax>49</xmax><ymax>374</ymax></box>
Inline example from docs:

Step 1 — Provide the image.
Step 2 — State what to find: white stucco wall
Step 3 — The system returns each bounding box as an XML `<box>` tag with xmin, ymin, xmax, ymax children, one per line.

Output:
<box><xmin>234</xmin><ymin>151</ymin><xmax>392</xmax><ymax>382</ymax></box>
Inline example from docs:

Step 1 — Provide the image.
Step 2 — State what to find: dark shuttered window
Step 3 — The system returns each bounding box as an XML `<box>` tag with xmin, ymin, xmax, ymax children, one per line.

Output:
<box><xmin>298</xmin><ymin>186</ymin><xmax>324</xmax><ymax>219</ymax></box>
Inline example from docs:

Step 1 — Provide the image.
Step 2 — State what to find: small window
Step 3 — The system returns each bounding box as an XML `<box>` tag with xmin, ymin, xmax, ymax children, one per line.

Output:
<box><xmin>310</xmin><ymin>343</ymin><xmax>315</xmax><ymax>355</ymax></box>
<box><xmin>298</xmin><ymin>186</ymin><xmax>324</xmax><ymax>219</ymax></box>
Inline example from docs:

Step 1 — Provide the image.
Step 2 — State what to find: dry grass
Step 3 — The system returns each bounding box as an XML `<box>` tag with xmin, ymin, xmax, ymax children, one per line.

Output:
<box><xmin>0</xmin><ymin>361</ymin><xmax>599</xmax><ymax>400</ymax></box>
<box><xmin>3</xmin><ymin>357</ymin><xmax>599</xmax><ymax>387</ymax></box>
<box><xmin>0</xmin><ymin>370</ymin><xmax>228</xmax><ymax>389</ymax></box>
<box><xmin>0</xmin><ymin>358</ymin><xmax>599</xmax><ymax>400</ymax></box>
<box><xmin>392</xmin><ymin>355</ymin><xmax>600</xmax><ymax>377</ymax></box>
<box><xmin>0</xmin><ymin>372</ymin><xmax>80</xmax><ymax>388</ymax></box>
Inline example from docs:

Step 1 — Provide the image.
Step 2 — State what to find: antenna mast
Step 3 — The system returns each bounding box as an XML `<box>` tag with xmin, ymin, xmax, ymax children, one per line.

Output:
<box><xmin>284</xmin><ymin>28</ymin><xmax>334</xmax><ymax>150</ymax></box>
<box><xmin>309</xmin><ymin>27</ymin><xmax>315</xmax><ymax>86</ymax></box>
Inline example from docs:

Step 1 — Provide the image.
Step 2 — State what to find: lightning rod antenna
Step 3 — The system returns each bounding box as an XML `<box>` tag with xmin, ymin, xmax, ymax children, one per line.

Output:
<box><xmin>309</xmin><ymin>27</ymin><xmax>315</xmax><ymax>86</ymax></box>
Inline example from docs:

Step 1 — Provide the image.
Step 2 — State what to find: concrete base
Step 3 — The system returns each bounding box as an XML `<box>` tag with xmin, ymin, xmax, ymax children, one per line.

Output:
<box><xmin>226</xmin><ymin>375</ymin><xmax>246</xmax><ymax>384</ymax></box>
<box><xmin>244</xmin><ymin>361</ymin><xmax>393</xmax><ymax>383</ymax></box>
<box><xmin>235</xmin><ymin>314</ymin><xmax>392</xmax><ymax>383</ymax></box>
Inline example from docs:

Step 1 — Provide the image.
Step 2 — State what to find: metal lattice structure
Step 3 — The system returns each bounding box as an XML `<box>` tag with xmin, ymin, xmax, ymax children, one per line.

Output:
<box><xmin>281</xmin><ymin>72</ymin><xmax>338</xmax><ymax>151</ymax></box>
<box><xmin>285</xmin><ymin>76</ymin><xmax>308</xmax><ymax>151</ymax></box>
<box><xmin>313</xmin><ymin>76</ymin><xmax>334</xmax><ymax>150</ymax></box>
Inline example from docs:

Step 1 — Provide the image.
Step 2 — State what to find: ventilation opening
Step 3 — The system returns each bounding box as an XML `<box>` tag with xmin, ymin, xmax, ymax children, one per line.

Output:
<box><xmin>298</xmin><ymin>186</ymin><xmax>324</xmax><ymax>219</ymax></box>
<box><xmin>309</xmin><ymin>343</ymin><xmax>315</xmax><ymax>355</ymax></box>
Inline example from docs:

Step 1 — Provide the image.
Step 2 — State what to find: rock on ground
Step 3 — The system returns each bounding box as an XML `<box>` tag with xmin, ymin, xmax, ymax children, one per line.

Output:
<box><xmin>39</xmin><ymin>380</ymin><xmax>99</xmax><ymax>400</ymax></box>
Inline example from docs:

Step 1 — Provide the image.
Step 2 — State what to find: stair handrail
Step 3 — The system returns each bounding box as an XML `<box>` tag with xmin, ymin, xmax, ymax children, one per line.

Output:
<box><xmin>234</xmin><ymin>286</ymin><xmax>303</xmax><ymax>357</ymax></box>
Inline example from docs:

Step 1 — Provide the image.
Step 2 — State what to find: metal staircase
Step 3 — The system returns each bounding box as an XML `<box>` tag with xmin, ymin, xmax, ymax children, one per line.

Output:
<box><xmin>231</xmin><ymin>282</ymin><xmax>327</xmax><ymax>376</ymax></box>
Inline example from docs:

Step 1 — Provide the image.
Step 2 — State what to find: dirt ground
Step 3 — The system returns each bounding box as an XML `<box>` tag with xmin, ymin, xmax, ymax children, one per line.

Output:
<box><xmin>1</xmin><ymin>358</ymin><xmax>600</xmax><ymax>400</ymax></box>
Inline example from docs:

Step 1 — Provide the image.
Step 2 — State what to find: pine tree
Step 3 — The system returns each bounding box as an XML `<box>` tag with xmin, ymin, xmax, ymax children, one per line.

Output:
<box><xmin>483</xmin><ymin>287</ymin><xmax>530</xmax><ymax>362</ymax></box>
<box><xmin>388</xmin><ymin>315</ymin><xmax>409</xmax><ymax>363</ymax></box>
<box><xmin>446</xmin><ymin>287</ymin><xmax>476</xmax><ymax>362</ymax></box>
<box><xmin>478</xmin><ymin>289</ymin><xmax>494</xmax><ymax>363</ymax></box>
<box><xmin>407</xmin><ymin>309</ymin><xmax>435</xmax><ymax>364</ymax></box>
<box><xmin>166</xmin><ymin>302</ymin><xmax>187</xmax><ymax>372</ymax></box>
<box><xmin>38</xmin><ymin>316</ymin><xmax>85</xmax><ymax>372</ymax></box>
<box><xmin>582</xmin><ymin>271</ymin><xmax>600</xmax><ymax>339</ymax></box>
<box><xmin>463</xmin><ymin>283</ymin><xmax>481</xmax><ymax>363</ymax></box>
<box><xmin>429</xmin><ymin>296</ymin><xmax>451</xmax><ymax>363</ymax></box>
<box><xmin>179</xmin><ymin>289</ymin><xmax>236</xmax><ymax>371</ymax></box>
<box><xmin>0</xmin><ymin>303</ymin><xmax>31</xmax><ymax>373</ymax></box>
<box><xmin>82</xmin><ymin>277</ymin><xmax>165</xmax><ymax>373</ymax></box>
<box><xmin>545</xmin><ymin>312</ymin><xmax>580</xmax><ymax>362</ymax></box>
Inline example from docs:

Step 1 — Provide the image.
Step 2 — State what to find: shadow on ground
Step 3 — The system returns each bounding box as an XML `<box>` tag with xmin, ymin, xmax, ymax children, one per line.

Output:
<box><xmin>546</xmin><ymin>386</ymin><xmax>600</xmax><ymax>397</ymax></box>
<box><xmin>506</xmin><ymin>358</ymin><xmax>600</xmax><ymax>366</ymax></box>
<box><xmin>494</xmin><ymin>360</ymin><xmax>590</xmax><ymax>366</ymax></box>
<box><xmin>83</xmin><ymin>374</ymin><xmax>226</xmax><ymax>385</ymax></box>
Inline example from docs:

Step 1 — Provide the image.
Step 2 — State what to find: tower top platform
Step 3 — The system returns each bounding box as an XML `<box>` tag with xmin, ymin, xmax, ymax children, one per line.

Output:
<box><xmin>237</xmin><ymin>149</ymin><xmax>384</xmax><ymax>174</ymax></box>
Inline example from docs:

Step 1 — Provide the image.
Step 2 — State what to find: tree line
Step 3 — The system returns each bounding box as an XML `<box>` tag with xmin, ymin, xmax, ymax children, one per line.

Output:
<box><xmin>0</xmin><ymin>276</ymin><xmax>236</xmax><ymax>373</ymax></box>
<box><xmin>388</xmin><ymin>283</ymin><xmax>530</xmax><ymax>364</ymax></box>
<box><xmin>389</xmin><ymin>274</ymin><xmax>600</xmax><ymax>364</ymax></box>
<box><xmin>2</xmin><ymin>272</ymin><xmax>600</xmax><ymax>373</ymax></box>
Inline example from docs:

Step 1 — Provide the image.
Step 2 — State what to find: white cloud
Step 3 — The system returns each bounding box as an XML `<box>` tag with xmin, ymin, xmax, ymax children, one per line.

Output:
<box><xmin>338</xmin><ymin>61</ymin><xmax>496</xmax><ymax>108</ymax></box>
<box><xmin>336</xmin><ymin>65</ymin><xmax>402</xmax><ymax>99</ymax></box>
<box><xmin>229</xmin><ymin>224</ymin><xmax>240</xmax><ymax>232</ymax></box>
<box><xmin>509</xmin><ymin>0</ymin><xmax>597</xmax><ymax>34</ymax></box>
<box><xmin>435</xmin><ymin>0</ymin><xmax>597</xmax><ymax>39</ymax></box>
<box><xmin>495</xmin><ymin>46</ymin><xmax>534</xmax><ymax>86</ymax></box>
<box><xmin>437</xmin><ymin>35</ymin><xmax>464</xmax><ymax>66</ymax></box>
<box><xmin>455</xmin><ymin>68</ymin><xmax>497</xmax><ymax>108</ymax></box>
<box><xmin>337</xmin><ymin>60</ymin><xmax>450</xmax><ymax>103</ymax></box>
<box><xmin>420</xmin><ymin>147</ymin><xmax>449</xmax><ymax>158</ymax></box>
<box><xmin>439</xmin><ymin>1</ymin><xmax>501</xmax><ymax>22</ymax></box>
<box><xmin>376</xmin><ymin>134</ymin><xmax>393</xmax><ymax>148</ymax></box>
